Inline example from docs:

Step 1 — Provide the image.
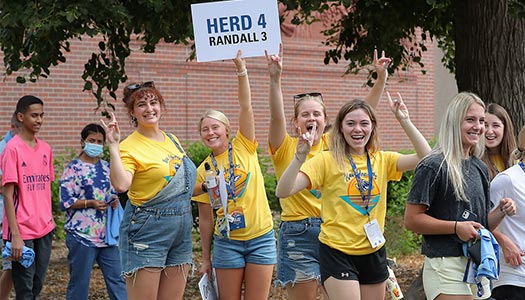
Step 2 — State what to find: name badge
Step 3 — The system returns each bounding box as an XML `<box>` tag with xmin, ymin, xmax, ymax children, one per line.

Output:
<box><xmin>364</xmin><ymin>219</ymin><xmax>385</xmax><ymax>248</ymax></box>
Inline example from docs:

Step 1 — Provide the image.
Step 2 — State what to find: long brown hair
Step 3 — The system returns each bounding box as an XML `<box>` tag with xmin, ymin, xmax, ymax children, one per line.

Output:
<box><xmin>330</xmin><ymin>99</ymin><xmax>379</xmax><ymax>170</ymax></box>
<box><xmin>481</xmin><ymin>103</ymin><xmax>516</xmax><ymax>179</ymax></box>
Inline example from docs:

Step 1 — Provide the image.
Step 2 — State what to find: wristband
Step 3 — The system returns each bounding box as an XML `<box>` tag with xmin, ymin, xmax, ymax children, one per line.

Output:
<box><xmin>84</xmin><ymin>200</ymin><xmax>88</xmax><ymax>209</ymax></box>
<box><xmin>237</xmin><ymin>69</ymin><xmax>248</xmax><ymax>77</ymax></box>
<box><xmin>454</xmin><ymin>221</ymin><xmax>457</xmax><ymax>235</ymax></box>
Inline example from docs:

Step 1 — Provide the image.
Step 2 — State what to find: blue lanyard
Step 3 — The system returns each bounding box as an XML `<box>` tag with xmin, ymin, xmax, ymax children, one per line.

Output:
<box><xmin>210</xmin><ymin>142</ymin><xmax>236</xmax><ymax>200</ymax></box>
<box><xmin>519</xmin><ymin>161</ymin><xmax>525</xmax><ymax>173</ymax></box>
<box><xmin>348</xmin><ymin>152</ymin><xmax>373</xmax><ymax>217</ymax></box>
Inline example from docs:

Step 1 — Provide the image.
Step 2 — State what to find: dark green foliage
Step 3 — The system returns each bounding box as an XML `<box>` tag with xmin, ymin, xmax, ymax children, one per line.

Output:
<box><xmin>0</xmin><ymin>0</ymin><xmax>204</xmax><ymax>112</ymax></box>
<box><xmin>279</xmin><ymin>0</ymin><xmax>455</xmax><ymax>86</ymax></box>
<box><xmin>385</xmin><ymin>170</ymin><xmax>421</xmax><ymax>256</ymax></box>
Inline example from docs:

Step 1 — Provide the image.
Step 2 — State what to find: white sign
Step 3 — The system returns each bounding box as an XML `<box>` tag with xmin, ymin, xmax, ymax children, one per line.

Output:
<box><xmin>191</xmin><ymin>0</ymin><xmax>281</xmax><ymax>62</ymax></box>
<box><xmin>198</xmin><ymin>270</ymin><xmax>218</xmax><ymax>300</ymax></box>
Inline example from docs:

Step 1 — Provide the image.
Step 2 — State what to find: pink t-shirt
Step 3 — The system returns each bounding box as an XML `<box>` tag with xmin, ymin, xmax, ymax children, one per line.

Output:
<box><xmin>2</xmin><ymin>135</ymin><xmax>55</xmax><ymax>240</ymax></box>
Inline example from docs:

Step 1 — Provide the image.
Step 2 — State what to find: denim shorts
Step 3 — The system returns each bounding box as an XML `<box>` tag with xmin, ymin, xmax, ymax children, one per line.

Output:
<box><xmin>276</xmin><ymin>218</ymin><xmax>321</xmax><ymax>286</ymax></box>
<box><xmin>212</xmin><ymin>229</ymin><xmax>276</xmax><ymax>269</ymax></box>
<box><xmin>119</xmin><ymin>156</ymin><xmax>195</xmax><ymax>275</ymax></box>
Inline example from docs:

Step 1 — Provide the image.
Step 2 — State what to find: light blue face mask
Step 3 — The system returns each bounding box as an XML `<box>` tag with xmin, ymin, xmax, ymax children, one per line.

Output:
<box><xmin>83</xmin><ymin>142</ymin><xmax>103</xmax><ymax>158</ymax></box>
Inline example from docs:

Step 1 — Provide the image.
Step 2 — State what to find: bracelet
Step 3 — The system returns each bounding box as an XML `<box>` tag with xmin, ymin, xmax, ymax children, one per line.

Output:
<box><xmin>201</xmin><ymin>182</ymin><xmax>208</xmax><ymax>193</ymax></box>
<box><xmin>454</xmin><ymin>221</ymin><xmax>457</xmax><ymax>235</ymax></box>
<box><xmin>294</xmin><ymin>153</ymin><xmax>305</xmax><ymax>163</ymax></box>
<box><xmin>84</xmin><ymin>200</ymin><xmax>88</xmax><ymax>209</ymax></box>
<box><xmin>499</xmin><ymin>205</ymin><xmax>504</xmax><ymax>212</ymax></box>
<box><xmin>237</xmin><ymin>69</ymin><xmax>248</xmax><ymax>77</ymax></box>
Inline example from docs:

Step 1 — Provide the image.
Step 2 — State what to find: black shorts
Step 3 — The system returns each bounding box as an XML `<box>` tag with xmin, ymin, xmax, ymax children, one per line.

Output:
<box><xmin>320</xmin><ymin>242</ymin><xmax>388</xmax><ymax>285</ymax></box>
<box><xmin>492</xmin><ymin>285</ymin><xmax>525</xmax><ymax>300</ymax></box>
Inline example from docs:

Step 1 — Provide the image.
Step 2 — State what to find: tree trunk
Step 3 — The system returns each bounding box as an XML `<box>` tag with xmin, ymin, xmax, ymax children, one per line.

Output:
<box><xmin>455</xmin><ymin>0</ymin><xmax>525</xmax><ymax>134</ymax></box>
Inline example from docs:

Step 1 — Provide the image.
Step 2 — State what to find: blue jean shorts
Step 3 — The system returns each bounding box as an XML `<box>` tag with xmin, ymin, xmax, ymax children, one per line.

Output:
<box><xmin>212</xmin><ymin>229</ymin><xmax>277</xmax><ymax>269</ymax></box>
<box><xmin>119</xmin><ymin>204</ymin><xmax>193</xmax><ymax>275</ymax></box>
<box><xmin>276</xmin><ymin>218</ymin><xmax>321</xmax><ymax>286</ymax></box>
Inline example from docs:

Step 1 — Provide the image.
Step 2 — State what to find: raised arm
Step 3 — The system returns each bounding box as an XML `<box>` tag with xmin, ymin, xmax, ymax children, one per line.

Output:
<box><xmin>101</xmin><ymin>112</ymin><xmax>133</xmax><ymax>192</ymax></box>
<box><xmin>234</xmin><ymin>50</ymin><xmax>255</xmax><ymax>142</ymax></box>
<box><xmin>364</xmin><ymin>49</ymin><xmax>391</xmax><ymax>108</ymax></box>
<box><xmin>386</xmin><ymin>92</ymin><xmax>431</xmax><ymax>172</ymax></box>
<box><xmin>265</xmin><ymin>44</ymin><xmax>287</xmax><ymax>150</ymax></box>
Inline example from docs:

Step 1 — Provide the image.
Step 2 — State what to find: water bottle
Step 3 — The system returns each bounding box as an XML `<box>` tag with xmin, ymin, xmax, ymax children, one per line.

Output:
<box><xmin>204</xmin><ymin>162</ymin><xmax>220</xmax><ymax>209</ymax></box>
<box><xmin>386</xmin><ymin>266</ymin><xmax>403</xmax><ymax>299</ymax></box>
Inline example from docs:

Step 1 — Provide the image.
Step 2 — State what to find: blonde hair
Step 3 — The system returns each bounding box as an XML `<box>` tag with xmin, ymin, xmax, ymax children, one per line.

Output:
<box><xmin>198</xmin><ymin>109</ymin><xmax>231</xmax><ymax>137</ymax></box>
<box><xmin>434</xmin><ymin>92</ymin><xmax>485</xmax><ymax>202</ymax></box>
<box><xmin>513</xmin><ymin>125</ymin><xmax>525</xmax><ymax>161</ymax></box>
<box><xmin>291</xmin><ymin>94</ymin><xmax>330</xmax><ymax>134</ymax></box>
<box><xmin>330</xmin><ymin>99</ymin><xmax>379</xmax><ymax>170</ymax></box>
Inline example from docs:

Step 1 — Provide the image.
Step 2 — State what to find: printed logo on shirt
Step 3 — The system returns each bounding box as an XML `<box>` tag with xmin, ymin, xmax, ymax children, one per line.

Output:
<box><xmin>22</xmin><ymin>173</ymin><xmax>51</xmax><ymax>192</ymax></box>
<box><xmin>43</xmin><ymin>154</ymin><xmax>48</xmax><ymax>166</ymax></box>
<box><xmin>310</xmin><ymin>189</ymin><xmax>321</xmax><ymax>199</ymax></box>
<box><xmin>229</xmin><ymin>168</ymin><xmax>249</xmax><ymax>199</ymax></box>
<box><xmin>164</xmin><ymin>155</ymin><xmax>183</xmax><ymax>182</ymax></box>
<box><xmin>21</xmin><ymin>161</ymin><xmax>27</xmax><ymax>167</ymax></box>
<box><xmin>339</xmin><ymin>175</ymin><xmax>380</xmax><ymax>215</ymax></box>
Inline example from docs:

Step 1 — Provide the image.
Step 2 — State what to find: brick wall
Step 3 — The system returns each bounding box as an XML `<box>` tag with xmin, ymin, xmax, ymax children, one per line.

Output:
<box><xmin>0</xmin><ymin>21</ymin><xmax>434</xmax><ymax>159</ymax></box>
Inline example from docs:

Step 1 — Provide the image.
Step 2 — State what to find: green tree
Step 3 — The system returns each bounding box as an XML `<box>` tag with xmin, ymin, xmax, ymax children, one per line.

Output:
<box><xmin>3</xmin><ymin>1</ymin><xmax>525</xmax><ymax>129</ymax></box>
<box><xmin>0</xmin><ymin>0</ymin><xmax>197</xmax><ymax>113</ymax></box>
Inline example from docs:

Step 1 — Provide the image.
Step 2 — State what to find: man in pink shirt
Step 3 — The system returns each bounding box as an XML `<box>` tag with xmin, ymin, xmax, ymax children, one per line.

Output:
<box><xmin>2</xmin><ymin>95</ymin><xmax>54</xmax><ymax>300</ymax></box>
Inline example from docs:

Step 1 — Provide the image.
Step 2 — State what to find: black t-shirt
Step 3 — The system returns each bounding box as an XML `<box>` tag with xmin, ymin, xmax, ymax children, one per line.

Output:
<box><xmin>407</xmin><ymin>153</ymin><xmax>493</xmax><ymax>257</ymax></box>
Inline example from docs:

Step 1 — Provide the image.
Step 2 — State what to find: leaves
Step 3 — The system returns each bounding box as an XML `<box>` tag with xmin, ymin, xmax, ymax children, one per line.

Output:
<box><xmin>0</xmin><ymin>0</ymin><xmax>205</xmax><ymax>114</ymax></box>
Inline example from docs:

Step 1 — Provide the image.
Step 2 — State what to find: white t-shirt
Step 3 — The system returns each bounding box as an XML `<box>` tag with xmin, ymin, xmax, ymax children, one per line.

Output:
<box><xmin>490</xmin><ymin>163</ymin><xmax>525</xmax><ymax>288</ymax></box>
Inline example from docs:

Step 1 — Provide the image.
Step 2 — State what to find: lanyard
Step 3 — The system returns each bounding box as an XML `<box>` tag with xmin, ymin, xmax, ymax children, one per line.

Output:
<box><xmin>210</xmin><ymin>142</ymin><xmax>236</xmax><ymax>200</ymax></box>
<box><xmin>348</xmin><ymin>152</ymin><xmax>373</xmax><ymax>218</ymax></box>
<box><xmin>519</xmin><ymin>161</ymin><xmax>525</xmax><ymax>173</ymax></box>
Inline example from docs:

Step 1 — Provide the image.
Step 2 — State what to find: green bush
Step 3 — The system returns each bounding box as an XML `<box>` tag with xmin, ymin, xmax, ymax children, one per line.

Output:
<box><xmin>385</xmin><ymin>169</ymin><xmax>422</xmax><ymax>256</ymax></box>
<box><xmin>384</xmin><ymin>138</ymin><xmax>436</xmax><ymax>256</ymax></box>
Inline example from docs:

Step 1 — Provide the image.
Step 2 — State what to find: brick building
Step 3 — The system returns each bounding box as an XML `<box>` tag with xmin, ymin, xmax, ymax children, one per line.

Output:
<box><xmin>0</xmin><ymin>18</ymin><xmax>436</xmax><ymax>159</ymax></box>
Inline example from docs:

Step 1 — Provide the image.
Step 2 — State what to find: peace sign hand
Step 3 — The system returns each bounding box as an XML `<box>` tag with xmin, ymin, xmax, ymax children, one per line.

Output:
<box><xmin>100</xmin><ymin>112</ymin><xmax>121</xmax><ymax>145</ymax></box>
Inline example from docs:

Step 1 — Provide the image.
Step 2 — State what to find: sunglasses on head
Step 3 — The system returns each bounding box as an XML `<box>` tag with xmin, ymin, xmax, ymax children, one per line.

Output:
<box><xmin>127</xmin><ymin>81</ymin><xmax>155</xmax><ymax>92</ymax></box>
<box><xmin>293</xmin><ymin>92</ymin><xmax>323</xmax><ymax>104</ymax></box>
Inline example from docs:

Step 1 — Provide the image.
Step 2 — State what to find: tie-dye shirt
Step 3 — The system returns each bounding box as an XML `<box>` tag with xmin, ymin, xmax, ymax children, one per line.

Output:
<box><xmin>60</xmin><ymin>157</ymin><xmax>118</xmax><ymax>247</ymax></box>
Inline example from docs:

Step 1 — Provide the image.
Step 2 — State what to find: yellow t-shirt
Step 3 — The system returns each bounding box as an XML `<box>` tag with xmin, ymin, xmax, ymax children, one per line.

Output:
<box><xmin>120</xmin><ymin>131</ymin><xmax>185</xmax><ymax>206</ymax></box>
<box><xmin>301</xmin><ymin>151</ymin><xmax>402</xmax><ymax>255</ymax></box>
<box><xmin>489</xmin><ymin>154</ymin><xmax>505</xmax><ymax>172</ymax></box>
<box><xmin>193</xmin><ymin>131</ymin><xmax>273</xmax><ymax>241</ymax></box>
<box><xmin>270</xmin><ymin>133</ymin><xmax>329</xmax><ymax>221</ymax></box>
